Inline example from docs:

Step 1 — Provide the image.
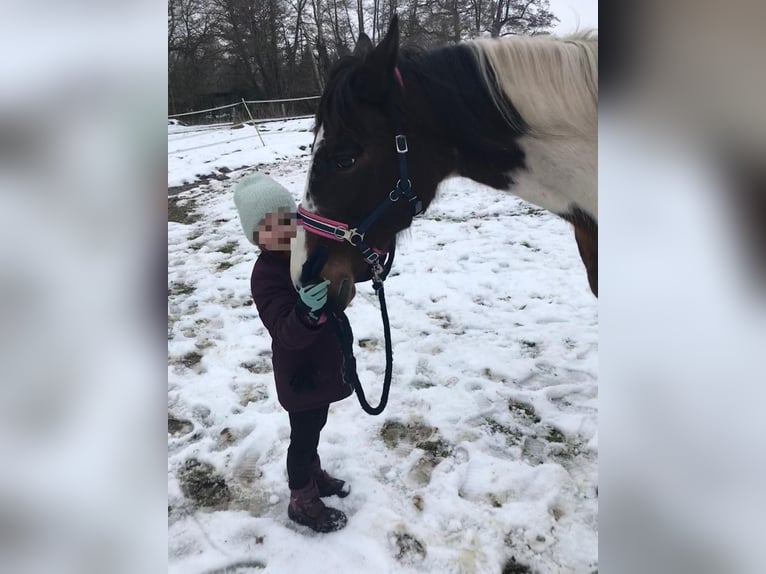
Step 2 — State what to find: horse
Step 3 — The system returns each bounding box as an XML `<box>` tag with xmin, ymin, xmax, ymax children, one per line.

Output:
<box><xmin>291</xmin><ymin>16</ymin><xmax>598</xmax><ymax>308</ymax></box>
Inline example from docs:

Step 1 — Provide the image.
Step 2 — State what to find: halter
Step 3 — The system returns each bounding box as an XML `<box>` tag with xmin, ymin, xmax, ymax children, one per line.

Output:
<box><xmin>297</xmin><ymin>67</ymin><xmax>424</xmax><ymax>282</ymax></box>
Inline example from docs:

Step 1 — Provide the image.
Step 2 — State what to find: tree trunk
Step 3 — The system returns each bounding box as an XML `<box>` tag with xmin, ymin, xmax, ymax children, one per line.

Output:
<box><xmin>372</xmin><ymin>0</ymin><xmax>378</xmax><ymax>42</ymax></box>
<box><xmin>451</xmin><ymin>0</ymin><xmax>460</xmax><ymax>42</ymax></box>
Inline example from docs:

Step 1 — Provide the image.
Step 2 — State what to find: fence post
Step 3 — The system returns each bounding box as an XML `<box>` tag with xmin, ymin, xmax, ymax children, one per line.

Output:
<box><xmin>241</xmin><ymin>98</ymin><xmax>265</xmax><ymax>147</ymax></box>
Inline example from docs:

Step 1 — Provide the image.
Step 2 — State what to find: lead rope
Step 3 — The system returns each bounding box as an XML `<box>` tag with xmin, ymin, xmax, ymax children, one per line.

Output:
<box><xmin>329</xmin><ymin>245</ymin><xmax>395</xmax><ymax>415</ymax></box>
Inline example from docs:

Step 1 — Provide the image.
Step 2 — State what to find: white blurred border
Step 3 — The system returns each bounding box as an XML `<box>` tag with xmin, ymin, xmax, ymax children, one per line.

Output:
<box><xmin>0</xmin><ymin>3</ymin><xmax>167</xmax><ymax>573</ymax></box>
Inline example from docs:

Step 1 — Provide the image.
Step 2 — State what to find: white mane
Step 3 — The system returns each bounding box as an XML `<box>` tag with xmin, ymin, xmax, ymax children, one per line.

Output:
<box><xmin>471</xmin><ymin>32</ymin><xmax>598</xmax><ymax>138</ymax></box>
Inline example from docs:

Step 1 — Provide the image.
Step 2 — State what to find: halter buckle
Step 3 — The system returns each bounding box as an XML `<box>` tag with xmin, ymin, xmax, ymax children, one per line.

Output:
<box><xmin>333</xmin><ymin>227</ymin><xmax>347</xmax><ymax>240</ymax></box>
<box><xmin>395</xmin><ymin>135</ymin><xmax>408</xmax><ymax>154</ymax></box>
<box><xmin>347</xmin><ymin>228</ymin><xmax>365</xmax><ymax>246</ymax></box>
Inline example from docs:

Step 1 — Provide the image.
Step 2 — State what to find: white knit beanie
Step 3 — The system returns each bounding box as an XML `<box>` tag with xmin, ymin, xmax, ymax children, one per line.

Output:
<box><xmin>233</xmin><ymin>173</ymin><xmax>297</xmax><ymax>245</ymax></box>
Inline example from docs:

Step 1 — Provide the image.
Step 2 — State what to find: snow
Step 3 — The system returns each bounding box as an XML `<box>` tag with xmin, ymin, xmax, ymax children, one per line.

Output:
<box><xmin>168</xmin><ymin>118</ymin><xmax>598</xmax><ymax>573</ymax></box>
<box><xmin>168</xmin><ymin>118</ymin><xmax>314</xmax><ymax>188</ymax></box>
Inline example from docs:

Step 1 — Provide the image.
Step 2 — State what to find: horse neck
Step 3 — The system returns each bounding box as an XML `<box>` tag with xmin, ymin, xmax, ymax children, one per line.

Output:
<box><xmin>395</xmin><ymin>80</ymin><xmax>457</xmax><ymax>210</ymax></box>
<box><xmin>398</xmin><ymin>49</ymin><xmax>526</xmax><ymax>195</ymax></box>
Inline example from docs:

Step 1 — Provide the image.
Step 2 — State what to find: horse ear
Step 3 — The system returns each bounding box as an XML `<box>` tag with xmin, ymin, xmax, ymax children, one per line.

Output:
<box><xmin>353</xmin><ymin>33</ymin><xmax>373</xmax><ymax>59</ymax></box>
<box><xmin>354</xmin><ymin>16</ymin><xmax>399</xmax><ymax>103</ymax></box>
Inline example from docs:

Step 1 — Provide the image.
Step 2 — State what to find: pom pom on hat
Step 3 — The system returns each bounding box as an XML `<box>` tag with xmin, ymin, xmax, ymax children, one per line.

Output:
<box><xmin>233</xmin><ymin>173</ymin><xmax>297</xmax><ymax>245</ymax></box>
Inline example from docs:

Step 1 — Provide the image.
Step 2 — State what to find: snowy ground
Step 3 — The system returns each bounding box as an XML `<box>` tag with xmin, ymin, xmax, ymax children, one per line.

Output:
<box><xmin>168</xmin><ymin>119</ymin><xmax>598</xmax><ymax>574</ymax></box>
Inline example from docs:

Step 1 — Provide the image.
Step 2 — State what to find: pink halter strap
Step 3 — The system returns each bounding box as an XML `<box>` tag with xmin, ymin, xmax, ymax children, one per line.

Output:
<box><xmin>394</xmin><ymin>67</ymin><xmax>404</xmax><ymax>92</ymax></box>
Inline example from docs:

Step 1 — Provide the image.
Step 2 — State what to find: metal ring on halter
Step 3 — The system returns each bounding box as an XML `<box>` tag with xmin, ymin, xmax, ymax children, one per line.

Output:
<box><xmin>396</xmin><ymin>179</ymin><xmax>412</xmax><ymax>192</ymax></box>
<box><xmin>389</xmin><ymin>189</ymin><xmax>400</xmax><ymax>202</ymax></box>
<box><xmin>348</xmin><ymin>229</ymin><xmax>365</xmax><ymax>246</ymax></box>
<box><xmin>395</xmin><ymin>135</ymin><xmax>408</xmax><ymax>153</ymax></box>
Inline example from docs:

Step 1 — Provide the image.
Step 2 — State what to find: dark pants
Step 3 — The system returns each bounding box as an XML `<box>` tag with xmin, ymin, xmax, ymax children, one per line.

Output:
<box><xmin>287</xmin><ymin>405</ymin><xmax>329</xmax><ymax>489</ymax></box>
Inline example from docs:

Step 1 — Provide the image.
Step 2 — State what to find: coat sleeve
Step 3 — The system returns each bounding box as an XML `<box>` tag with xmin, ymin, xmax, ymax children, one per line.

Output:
<box><xmin>251</xmin><ymin>260</ymin><xmax>325</xmax><ymax>351</ymax></box>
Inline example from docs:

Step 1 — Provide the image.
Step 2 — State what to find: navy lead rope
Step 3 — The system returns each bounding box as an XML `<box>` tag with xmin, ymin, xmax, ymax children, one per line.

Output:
<box><xmin>329</xmin><ymin>244</ymin><xmax>395</xmax><ymax>415</ymax></box>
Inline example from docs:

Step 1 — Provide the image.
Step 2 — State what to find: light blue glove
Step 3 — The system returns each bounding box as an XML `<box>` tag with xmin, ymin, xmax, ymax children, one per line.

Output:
<box><xmin>296</xmin><ymin>279</ymin><xmax>331</xmax><ymax>324</ymax></box>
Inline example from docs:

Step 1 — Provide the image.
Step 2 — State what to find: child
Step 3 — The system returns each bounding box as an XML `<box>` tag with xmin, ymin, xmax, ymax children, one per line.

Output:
<box><xmin>234</xmin><ymin>173</ymin><xmax>352</xmax><ymax>533</ymax></box>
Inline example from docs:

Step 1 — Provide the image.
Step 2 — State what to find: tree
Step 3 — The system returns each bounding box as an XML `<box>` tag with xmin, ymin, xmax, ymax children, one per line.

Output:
<box><xmin>167</xmin><ymin>0</ymin><xmax>559</xmax><ymax>115</ymax></box>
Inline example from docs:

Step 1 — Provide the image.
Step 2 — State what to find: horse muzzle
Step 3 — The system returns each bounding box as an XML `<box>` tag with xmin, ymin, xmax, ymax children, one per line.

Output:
<box><xmin>336</xmin><ymin>278</ymin><xmax>356</xmax><ymax>309</ymax></box>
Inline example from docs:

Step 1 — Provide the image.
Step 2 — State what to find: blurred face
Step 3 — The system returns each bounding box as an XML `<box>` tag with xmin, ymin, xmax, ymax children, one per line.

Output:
<box><xmin>256</xmin><ymin>210</ymin><xmax>297</xmax><ymax>252</ymax></box>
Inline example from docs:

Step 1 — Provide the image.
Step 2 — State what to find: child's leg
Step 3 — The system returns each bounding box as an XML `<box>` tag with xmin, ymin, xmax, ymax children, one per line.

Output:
<box><xmin>286</xmin><ymin>405</ymin><xmax>347</xmax><ymax>532</ymax></box>
<box><xmin>287</xmin><ymin>405</ymin><xmax>329</xmax><ymax>489</ymax></box>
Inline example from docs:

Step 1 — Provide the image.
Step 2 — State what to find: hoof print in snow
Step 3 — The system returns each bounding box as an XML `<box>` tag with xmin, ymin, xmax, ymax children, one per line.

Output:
<box><xmin>522</xmin><ymin>437</ymin><xmax>546</xmax><ymax>465</ymax></box>
<box><xmin>410</xmin><ymin>379</ymin><xmax>435</xmax><ymax>389</ymax></box>
<box><xmin>390</xmin><ymin>531</ymin><xmax>426</xmax><ymax>562</ymax></box>
<box><xmin>380</xmin><ymin>419</ymin><xmax>436</xmax><ymax>449</ymax></box>
<box><xmin>216</xmin><ymin>427</ymin><xmax>237</xmax><ymax>449</ymax></box>
<box><xmin>176</xmin><ymin>351</ymin><xmax>204</xmax><ymax>372</ymax></box>
<box><xmin>235</xmin><ymin>382</ymin><xmax>269</xmax><ymax>406</ymax></box>
<box><xmin>544</xmin><ymin>427</ymin><xmax>566</xmax><ymax>443</ymax></box>
<box><xmin>240</xmin><ymin>360</ymin><xmax>272</xmax><ymax>375</ymax></box>
<box><xmin>192</xmin><ymin>404</ymin><xmax>212</xmax><ymax>423</ymax></box>
<box><xmin>170</xmin><ymin>282</ymin><xmax>195</xmax><ymax>296</ymax></box>
<box><xmin>549</xmin><ymin>438</ymin><xmax>587</xmax><ymax>467</ymax></box>
<box><xmin>409</xmin><ymin>439</ymin><xmax>453</xmax><ymax>486</ymax></box>
<box><xmin>508</xmin><ymin>398</ymin><xmax>541</xmax><ymax>425</ymax></box>
<box><xmin>168</xmin><ymin>413</ymin><xmax>193</xmax><ymax>437</ymax></box>
<box><xmin>426</xmin><ymin>311</ymin><xmax>452</xmax><ymax>329</ymax></box>
<box><xmin>484</xmin><ymin>418</ymin><xmax>523</xmax><ymax>446</ymax></box>
<box><xmin>520</xmin><ymin>340</ymin><xmax>540</xmax><ymax>357</ymax></box>
<box><xmin>483</xmin><ymin>367</ymin><xmax>508</xmax><ymax>383</ymax></box>
<box><xmin>358</xmin><ymin>338</ymin><xmax>380</xmax><ymax>350</ymax></box>
<box><xmin>412</xmin><ymin>494</ymin><xmax>424</xmax><ymax>511</ymax></box>
<box><xmin>217</xmin><ymin>241</ymin><xmax>238</xmax><ymax>254</ymax></box>
<box><xmin>408</xmin><ymin>453</ymin><xmax>440</xmax><ymax>486</ymax></box>
<box><xmin>416</xmin><ymin>438</ymin><xmax>453</xmax><ymax>459</ymax></box>
<box><xmin>502</xmin><ymin>557</ymin><xmax>533</xmax><ymax>573</ymax></box>
<box><xmin>178</xmin><ymin>459</ymin><xmax>231</xmax><ymax>508</ymax></box>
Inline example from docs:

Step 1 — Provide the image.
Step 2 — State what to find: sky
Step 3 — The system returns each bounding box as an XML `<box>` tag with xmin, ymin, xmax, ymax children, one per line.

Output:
<box><xmin>548</xmin><ymin>0</ymin><xmax>598</xmax><ymax>33</ymax></box>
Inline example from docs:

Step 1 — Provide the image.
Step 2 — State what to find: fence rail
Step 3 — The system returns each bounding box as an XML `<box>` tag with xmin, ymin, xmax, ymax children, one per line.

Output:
<box><xmin>169</xmin><ymin>96</ymin><xmax>320</xmax><ymax>126</ymax></box>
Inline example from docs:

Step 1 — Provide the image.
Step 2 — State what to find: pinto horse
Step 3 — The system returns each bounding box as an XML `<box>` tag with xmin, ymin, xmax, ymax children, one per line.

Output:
<box><xmin>291</xmin><ymin>16</ymin><xmax>598</xmax><ymax>307</ymax></box>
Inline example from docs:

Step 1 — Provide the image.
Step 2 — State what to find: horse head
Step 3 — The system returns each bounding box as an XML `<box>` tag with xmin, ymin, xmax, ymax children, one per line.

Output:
<box><xmin>290</xmin><ymin>17</ymin><xmax>445</xmax><ymax>309</ymax></box>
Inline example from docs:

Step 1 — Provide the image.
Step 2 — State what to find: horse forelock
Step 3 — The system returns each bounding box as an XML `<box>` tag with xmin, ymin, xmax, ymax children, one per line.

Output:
<box><xmin>471</xmin><ymin>33</ymin><xmax>598</xmax><ymax>138</ymax></box>
<box><xmin>315</xmin><ymin>57</ymin><xmax>369</xmax><ymax>143</ymax></box>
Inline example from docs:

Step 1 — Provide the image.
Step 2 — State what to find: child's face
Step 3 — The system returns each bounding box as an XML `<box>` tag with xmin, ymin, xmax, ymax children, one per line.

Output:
<box><xmin>257</xmin><ymin>210</ymin><xmax>297</xmax><ymax>252</ymax></box>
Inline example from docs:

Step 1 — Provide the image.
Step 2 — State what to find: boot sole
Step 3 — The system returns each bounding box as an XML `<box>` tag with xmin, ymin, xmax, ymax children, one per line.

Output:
<box><xmin>288</xmin><ymin>507</ymin><xmax>348</xmax><ymax>533</ymax></box>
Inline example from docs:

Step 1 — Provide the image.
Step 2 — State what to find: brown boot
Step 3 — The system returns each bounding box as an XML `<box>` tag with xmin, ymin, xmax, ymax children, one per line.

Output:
<box><xmin>288</xmin><ymin>479</ymin><xmax>347</xmax><ymax>533</ymax></box>
<box><xmin>310</xmin><ymin>455</ymin><xmax>350</xmax><ymax>498</ymax></box>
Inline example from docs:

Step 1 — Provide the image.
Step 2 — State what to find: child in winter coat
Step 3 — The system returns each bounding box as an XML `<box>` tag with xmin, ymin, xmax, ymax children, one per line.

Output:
<box><xmin>234</xmin><ymin>173</ymin><xmax>352</xmax><ymax>533</ymax></box>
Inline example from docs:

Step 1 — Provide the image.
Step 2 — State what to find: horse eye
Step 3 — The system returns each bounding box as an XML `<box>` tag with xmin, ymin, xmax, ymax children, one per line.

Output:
<box><xmin>334</xmin><ymin>155</ymin><xmax>356</xmax><ymax>170</ymax></box>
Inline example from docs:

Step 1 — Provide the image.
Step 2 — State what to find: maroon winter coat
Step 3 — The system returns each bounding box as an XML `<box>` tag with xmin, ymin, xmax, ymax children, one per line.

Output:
<box><xmin>250</xmin><ymin>250</ymin><xmax>353</xmax><ymax>413</ymax></box>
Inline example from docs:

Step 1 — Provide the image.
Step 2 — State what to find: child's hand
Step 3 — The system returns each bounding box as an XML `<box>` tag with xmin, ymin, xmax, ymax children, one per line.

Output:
<box><xmin>296</xmin><ymin>279</ymin><xmax>331</xmax><ymax>326</ymax></box>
